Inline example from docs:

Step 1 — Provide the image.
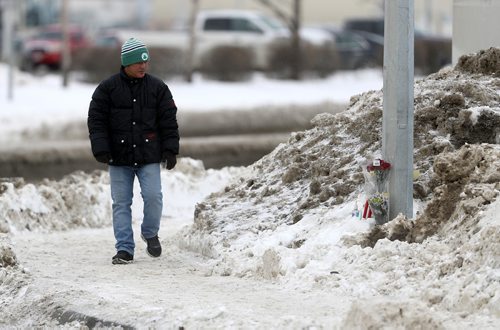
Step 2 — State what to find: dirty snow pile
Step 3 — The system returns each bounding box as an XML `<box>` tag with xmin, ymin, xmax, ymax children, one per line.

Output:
<box><xmin>175</xmin><ymin>48</ymin><xmax>500</xmax><ymax>327</ymax></box>
<box><xmin>0</xmin><ymin>158</ymin><xmax>244</xmax><ymax>235</ymax></box>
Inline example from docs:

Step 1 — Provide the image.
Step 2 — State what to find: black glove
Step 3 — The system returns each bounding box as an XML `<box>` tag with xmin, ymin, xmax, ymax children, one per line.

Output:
<box><xmin>162</xmin><ymin>151</ymin><xmax>177</xmax><ymax>170</ymax></box>
<box><xmin>95</xmin><ymin>152</ymin><xmax>111</xmax><ymax>164</ymax></box>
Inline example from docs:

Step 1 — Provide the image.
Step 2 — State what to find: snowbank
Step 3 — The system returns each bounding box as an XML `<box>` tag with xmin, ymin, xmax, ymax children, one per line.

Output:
<box><xmin>175</xmin><ymin>48</ymin><xmax>500</xmax><ymax>327</ymax></box>
<box><xmin>0</xmin><ymin>172</ymin><xmax>111</xmax><ymax>234</ymax></box>
<box><xmin>0</xmin><ymin>158</ymin><xmax>245</xmax><ymax>235</ymax></box>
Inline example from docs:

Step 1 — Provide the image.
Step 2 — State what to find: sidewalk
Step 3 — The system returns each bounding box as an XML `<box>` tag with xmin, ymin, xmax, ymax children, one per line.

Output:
<box><xmin>11</xmin><ymin>222</ymin><xmax>349</xmax><ymax>328</ymax></box>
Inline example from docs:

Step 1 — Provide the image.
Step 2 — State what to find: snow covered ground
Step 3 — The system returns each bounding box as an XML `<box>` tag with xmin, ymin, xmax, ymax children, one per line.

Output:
<box><xmin>1</xmin><ymin>49</ymin><xmax>499</xmax><ymax>329</ymax></box>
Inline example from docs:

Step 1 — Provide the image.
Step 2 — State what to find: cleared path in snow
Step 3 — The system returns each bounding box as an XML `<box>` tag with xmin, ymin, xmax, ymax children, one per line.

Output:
<box><xmin>12</xmin><ymin>219</ymin><xmax>351</xmax><ymax>328</ymax></box>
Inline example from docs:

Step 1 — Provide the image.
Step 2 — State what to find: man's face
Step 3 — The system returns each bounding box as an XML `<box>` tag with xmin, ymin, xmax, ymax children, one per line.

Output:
<box><xmin>124</xmin><ymin>61</ymin><xmax>148</xmax><ymax>79</ymax></box>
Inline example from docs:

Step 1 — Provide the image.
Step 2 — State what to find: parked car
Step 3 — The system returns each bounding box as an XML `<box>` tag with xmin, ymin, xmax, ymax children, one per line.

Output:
<box><xmin>93</xmin><ymin>10</ymin><xmax>332</xmax><ymax>71</ymax></box>
<box><xmin>20</xmin><ymin>25</ymin><xmax>89</xmax><ymax>72</ymax></box>
<box><xmin>344</xmin><ymin>18</ymin><xmax>384</xmax><ymax>36</ymax></box>
<box><xmin>318</xmin><ymin>26</ymin><xmax>375</xmax><ymax>69</ymax></box>
<box><xmin>342</xmin><ymin>18</ymin><xmax>451</xmax><ymax>74</ymax></box>
<box><xmin>347</xmin><ymin>30</ymin><xmax>384</xmax><ymax>67</ymax></box>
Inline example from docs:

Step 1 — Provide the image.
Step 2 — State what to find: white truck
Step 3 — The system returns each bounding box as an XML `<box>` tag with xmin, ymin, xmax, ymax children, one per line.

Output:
<box><xmin>96</xmin><ymin>9</ymin><xmax>331</xmax><ymax>70</ymax></box>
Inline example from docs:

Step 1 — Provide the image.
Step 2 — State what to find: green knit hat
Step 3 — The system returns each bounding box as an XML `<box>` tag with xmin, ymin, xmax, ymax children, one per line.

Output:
<box><xmin>121</xmin><ymin>38</ymin><xmax>149</xmax><ymax>66</ymax></box>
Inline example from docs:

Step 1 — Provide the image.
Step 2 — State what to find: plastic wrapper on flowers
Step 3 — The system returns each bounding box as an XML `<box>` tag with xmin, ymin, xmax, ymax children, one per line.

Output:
<box><xmin>361</xmin><ymin>158</ymin><xmax>391</xmax><ymax>225</ymax></box>
<box><xmin>366</xmin><ymin>159</ymin><xmax>391</xmax><ymax>193</ymax></box>
<box><xmin>368</xmin><ymin>192</ymin><xmax>389</xmax><ymax>225</ymax></box>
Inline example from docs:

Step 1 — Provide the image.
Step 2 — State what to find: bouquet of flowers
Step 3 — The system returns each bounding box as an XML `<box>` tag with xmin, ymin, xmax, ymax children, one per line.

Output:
<box><xmin>360</xmin><ymin>158</ymin><xmax>391</xmax><ymax>224</ymax></box>
<box><xmin>367</xmin><ymin>159</ymin><xmax>391</xmax><ymax>193</ymax></box>
<box><xmin>368</xmin><ymin>192</ymin><xmax>389</xmax><ymax>225</ymax></box>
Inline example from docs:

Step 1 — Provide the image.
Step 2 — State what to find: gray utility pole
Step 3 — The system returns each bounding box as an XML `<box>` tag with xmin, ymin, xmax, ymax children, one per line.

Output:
<box><xmin>136</xmin><ymin>0</ymin><xmax>151</xmax><ymax>29</ymax></box>
<box><xmin>1</xmin><ymin>0</ymin><xmax>17</xmax><ymax>100</ymax></box>
<box><xmin>382</xmin><ymin>0</ymin><xmax>415</xmax><ymax>219</ymax></box>
<box><xmin>185</xmin><ymin>0</ymin><xmax>199</xmax><ymax>83</ymax></box>
<box><xmin>61</xmin><ymin>0</ymin><xmax>70</xmax><ymax>87</ymax></box>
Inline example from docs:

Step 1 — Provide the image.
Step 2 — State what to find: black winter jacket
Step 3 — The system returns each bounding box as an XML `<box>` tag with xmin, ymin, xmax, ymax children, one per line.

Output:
<box><xmin>88</xmin><ymin>68</ymin><xmax>179</xmax><ymax>166</ymax></box>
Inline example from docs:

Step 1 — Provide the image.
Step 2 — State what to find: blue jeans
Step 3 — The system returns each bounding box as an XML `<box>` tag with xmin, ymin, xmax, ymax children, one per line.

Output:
<box><xmin>109</xmin><ymin>163</ymin><xmax>163</xmax><ymax>255</ymax></box>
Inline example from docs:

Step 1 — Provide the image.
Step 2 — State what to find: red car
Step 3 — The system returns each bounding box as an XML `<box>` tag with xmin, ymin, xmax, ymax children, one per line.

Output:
<box><xmin>20</xmin><ymin>25</ymin><xmax>89</xmax><ymax>71</ymax></box>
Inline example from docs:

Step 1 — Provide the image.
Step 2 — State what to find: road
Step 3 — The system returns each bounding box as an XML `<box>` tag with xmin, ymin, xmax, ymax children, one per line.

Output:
<box><xmin>0</xmin><ymin>103</ymin><xmax>346</xmax><ymax>181</ymax></box>
<box><xmin>0</xmin><ymin>134</ymin><xmax>289</xmax><ymax>181</ymax></box>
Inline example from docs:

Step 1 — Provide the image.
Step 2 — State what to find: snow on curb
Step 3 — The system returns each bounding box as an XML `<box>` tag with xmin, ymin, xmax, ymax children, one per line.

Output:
<box><xmin>0</xmin><ymin>171</ymin><xmax>112</xmax><ymax>233</ymax></box>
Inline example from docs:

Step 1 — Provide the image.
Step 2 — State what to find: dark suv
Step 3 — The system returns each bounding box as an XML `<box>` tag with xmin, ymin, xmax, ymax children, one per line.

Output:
<box><xmin>343</xmin><ymin>18</ymin><xmax>451</xmax><ymax>74</ymax></box>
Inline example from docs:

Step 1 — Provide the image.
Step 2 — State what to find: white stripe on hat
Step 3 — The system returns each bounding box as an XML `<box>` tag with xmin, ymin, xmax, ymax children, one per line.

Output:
<box><xmin>121</xmin><ymin>38</ymin><xmax>146</xmax><ymax>54</ymax></box>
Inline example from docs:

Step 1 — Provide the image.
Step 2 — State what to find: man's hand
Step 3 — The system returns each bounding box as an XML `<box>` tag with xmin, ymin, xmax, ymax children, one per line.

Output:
<box><xmin>162</xmin><ymin>151</ymin><xmax>177</xmax><ymax>170</ymax></box>
<box><xmin>95</xmin><ymin>152</ymin><xmax>111</xmax><ymax>164</ymax></box>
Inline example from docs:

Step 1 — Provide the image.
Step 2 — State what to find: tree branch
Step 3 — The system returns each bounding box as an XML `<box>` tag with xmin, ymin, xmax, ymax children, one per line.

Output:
<box><xmin>255</xmin><ymin>0</ymin><xmax>292</xmax><ymax>28</ymax></box>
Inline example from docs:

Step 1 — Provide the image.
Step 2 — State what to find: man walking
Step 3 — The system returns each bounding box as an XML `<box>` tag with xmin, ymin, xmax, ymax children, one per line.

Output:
<box><xmin>88</xmin><ymin>38</ymin><xmax>179</xmax><ymax>265</ymax></box>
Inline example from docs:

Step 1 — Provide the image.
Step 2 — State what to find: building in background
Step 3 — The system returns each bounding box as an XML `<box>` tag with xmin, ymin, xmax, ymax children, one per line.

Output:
<box><xmin>66</xmin><ymin>0</ymin><xmax>138</xmax><ymax>31</ymax></box>
<box><xmin>452</xmin><ymin>0</ymin><xmax>500</xmax><ymax>63</ymax></box>
<box><xmin>150</xmin><ymin>0</ymin><xmax>452</xmax><ymax>36</ymax></box>
<box><xmin>2</xmin><ymin>0</ymin><xmax>454</xmax><ymax>39</ymax></box>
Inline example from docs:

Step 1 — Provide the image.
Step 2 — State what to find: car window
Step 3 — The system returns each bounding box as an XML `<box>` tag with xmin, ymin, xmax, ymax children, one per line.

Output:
<box><xmin>37</xmin><ymin>31</ymin><xmax>62</xmax><ymax>40</ymax></box>
<box><xmin>204</xmin><ymin>18</ymin><xmax>231</xmax><ymax>31</ymax></box>
<box><xmin>336</xmin><ymin>31</ymin><xmax>370</xmax><ymax>51</ymax></box>
<box><xmin>257</xmin><ymin>15</ymin><xmax>284</xmax><ymax>30</ymax></box>
<box><xmin>94</xmin><ymin>35</ymin><xmax>119</xmax><ymax>47</ymax></box>
<box><xmin>204</xmin><ymin>17</ymin><xmax>263</xmax><ymax>33</ymax></box>
<box><xmin>231</xmin><ymin>18</ymin><xmax>263</xmax><ymax>33</ymax></box>
<box><xmin>35</xmin><ymin>30</ymin><xmax>84</xmax><ymax>42</ymax></box>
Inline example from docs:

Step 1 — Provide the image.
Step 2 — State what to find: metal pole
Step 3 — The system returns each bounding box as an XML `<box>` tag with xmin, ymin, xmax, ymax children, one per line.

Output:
<box><xmin>136</xmin><ymin>0</ymin><xmax>151</xmax><ymax>29</ymax></box>
<box><xmin>7</xmin><ymin>23</ymin><xmax>14</xmax><ymax>100</ymax></box>
<box><xmin>2</xmin><ymin>0</ymin><xmax>15</xmax><ymax>100</ymax></box>
<box><xmin>61</xmin><ymin>0</ymin><xmax>70</xmax><ymax>87</ymax></box>
<box><xmin>290</xmin><ymin>0</ymin><xmax>301</xmax><ymax>80</ymax></box>
<box><xmin>425</xmin><ymin>0</ymin><xmax>433</xmax><ymax>34</ymax></box>
<box><xmin>185</xmin><ymin>0</ymin><xmax>199</xmax><ymax>83</ymax></box>
<box><xmin>1</xmin><ymin>0</ymin><xmax>9</xmax><ymax>60</ymax></box>
<box><xmin>382</xmin><ymin>0</ymin><xmax>414</xmax><ymax>219</ymax></box>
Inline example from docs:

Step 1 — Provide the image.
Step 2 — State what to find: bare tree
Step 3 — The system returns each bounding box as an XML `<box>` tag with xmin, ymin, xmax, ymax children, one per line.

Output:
<box><xmin>256</xmin><ymin>0</ymin><xmax>302</xmax><ymax>80</ymax></box>
<box><xmin>366</xmin><ymin>0</ymin><xmax>384</xmax><ymax>16</ymax></box>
